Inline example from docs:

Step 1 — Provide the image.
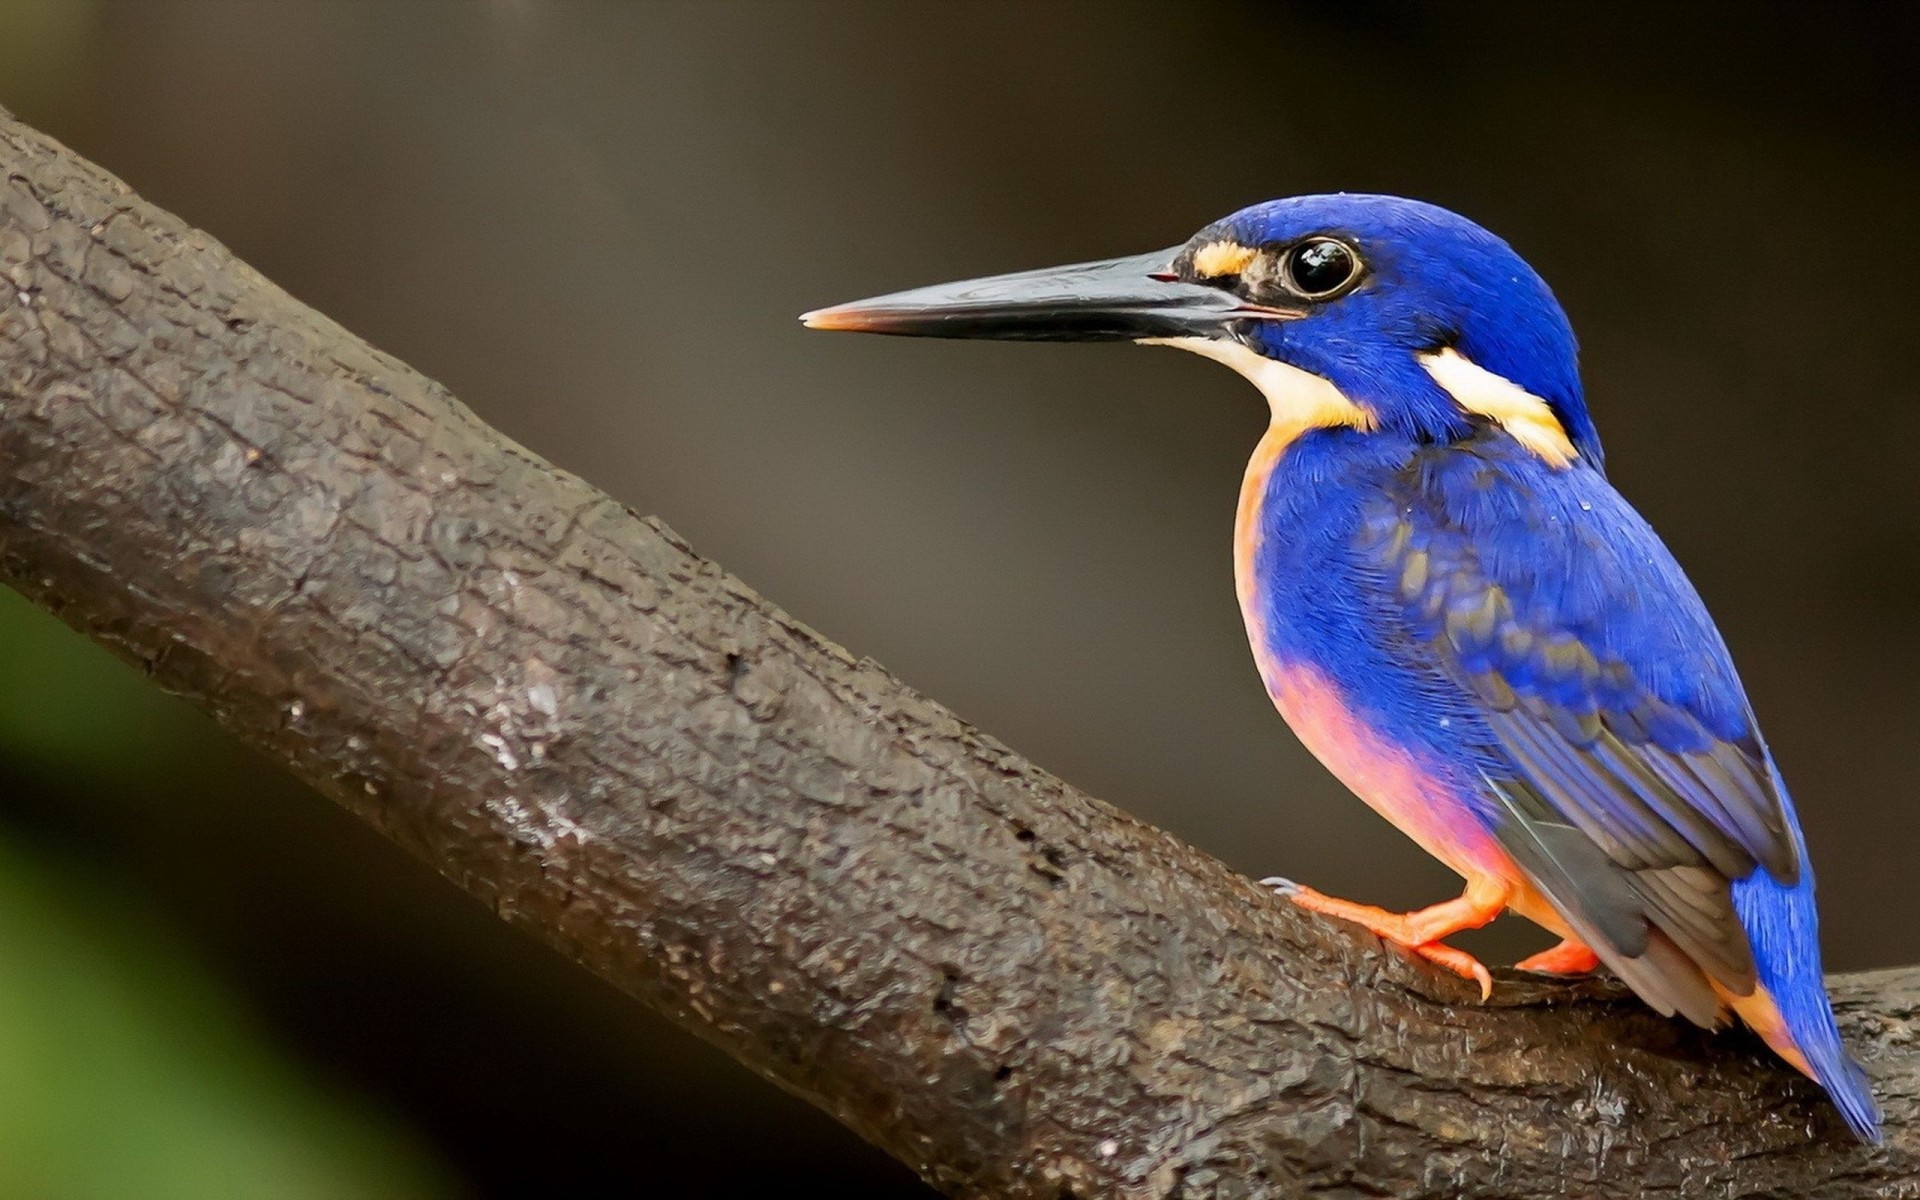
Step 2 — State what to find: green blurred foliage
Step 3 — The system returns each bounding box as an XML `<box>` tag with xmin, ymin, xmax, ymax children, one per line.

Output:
<box><xmin>0</xmin><ymin>8</ymin><xmax>454</xmax><ymax>1194</ymax></box>
<box><xmin>0</xmin><ymin>590</ymin><xmax>453</xmax><ymax>1199</ymax></box>
<box><xmin>0</xmin><ymin>591</ymin><xmax>194</xmax><ymax>773</ymax></box>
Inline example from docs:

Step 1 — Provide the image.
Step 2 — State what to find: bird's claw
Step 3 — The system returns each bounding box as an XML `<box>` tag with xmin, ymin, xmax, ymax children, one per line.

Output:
<box><xmin>1409</xmin><ymin>940</ymin><xmax>1495</xmax><ymax>1000</ymax></box>
<box><xmin>1260</xmin><ymin>873</ymin><xmax>1497</xmax><ymax>1000</ymax></box>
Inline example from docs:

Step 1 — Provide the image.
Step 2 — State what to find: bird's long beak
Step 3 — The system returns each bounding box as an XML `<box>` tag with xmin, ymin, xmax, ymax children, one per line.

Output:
<box><xmin>802</xmin><ymin>248</ymin><xmax>1299</xmax><ymax>342</ymax></box>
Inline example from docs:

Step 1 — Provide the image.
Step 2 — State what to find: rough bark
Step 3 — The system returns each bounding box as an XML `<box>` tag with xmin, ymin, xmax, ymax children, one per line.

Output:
<box><xmin>0</xmin><ymin>109</ymin><xmax>1912</xmax><ymax>1199</ymax></box>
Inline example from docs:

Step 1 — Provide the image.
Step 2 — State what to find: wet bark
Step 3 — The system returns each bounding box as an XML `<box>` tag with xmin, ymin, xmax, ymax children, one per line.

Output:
<box><xmin>0</xmin><ymin>109</ymin><xmax>1913</xmax><ymax>1199</ymax></box>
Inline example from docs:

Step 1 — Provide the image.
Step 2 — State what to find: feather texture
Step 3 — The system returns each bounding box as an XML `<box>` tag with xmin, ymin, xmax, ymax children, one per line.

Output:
<box><xmin>1243</xmin><ymin>413</ymin><xmax>1874</xmax><ymax>1138</ymax></box>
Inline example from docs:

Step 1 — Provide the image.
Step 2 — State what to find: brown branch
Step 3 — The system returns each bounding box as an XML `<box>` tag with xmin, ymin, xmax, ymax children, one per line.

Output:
<box><xmin>0</xmin><ymin>108</ymin><xmax>1912</xmax><ymax>1199</ymax></box>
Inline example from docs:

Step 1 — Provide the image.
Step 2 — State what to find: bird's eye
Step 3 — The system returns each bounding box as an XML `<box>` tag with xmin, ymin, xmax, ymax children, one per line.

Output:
<box><xmin>1281</xmin><ymin>238</ymin><xmax>1361</xmax><ymax>300</ymax></box>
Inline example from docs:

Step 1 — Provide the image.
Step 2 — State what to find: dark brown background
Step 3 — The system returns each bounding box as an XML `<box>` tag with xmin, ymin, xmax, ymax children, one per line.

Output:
<box><xmin>2</xmin><ymin>1</ymin><xmax>1917</xmax><ymax>1195</ymax></box>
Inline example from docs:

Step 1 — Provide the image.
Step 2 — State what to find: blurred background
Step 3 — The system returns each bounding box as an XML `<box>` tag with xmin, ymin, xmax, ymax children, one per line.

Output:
<box><xmin>1</xmin><ymin>1</ymin><xmax>1916</xmax><ymax>1195</ymax></box>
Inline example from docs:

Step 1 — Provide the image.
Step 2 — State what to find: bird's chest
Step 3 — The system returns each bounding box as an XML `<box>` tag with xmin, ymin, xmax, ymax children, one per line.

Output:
<box><xmin>1234</xmin><ymin>432</ymin><xmax>1405</xmax><ymax>757</ymax></box>
<box><xmin>1232</xmin><ymin>431</ymin><xmax>1510</xmax><ymax>875</ymax></box>
<box><xmin>1232</xmin><ymin>429</ymin><xmax>1395</xmax><ymax>689</ymax></box>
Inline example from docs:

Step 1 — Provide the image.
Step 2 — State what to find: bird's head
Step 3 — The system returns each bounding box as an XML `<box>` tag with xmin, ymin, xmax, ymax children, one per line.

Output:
<box><xmin>805</xmin><ymin>194</ymin><xmax>1598</xmax><ymax>467</ymax></box>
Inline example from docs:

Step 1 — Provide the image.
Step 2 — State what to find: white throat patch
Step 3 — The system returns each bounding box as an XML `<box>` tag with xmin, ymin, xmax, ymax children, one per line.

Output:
<box><xmin>1139</xmin><ymin>336</ymin><xmax>1373</xmax><ymax>434</ymax></box>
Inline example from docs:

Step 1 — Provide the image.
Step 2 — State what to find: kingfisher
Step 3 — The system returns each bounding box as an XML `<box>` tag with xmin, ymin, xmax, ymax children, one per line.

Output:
<box><xmin>802</xmin><ymin>194</ymin><xmax>1879</xmax><ymax>1141</ymax></box>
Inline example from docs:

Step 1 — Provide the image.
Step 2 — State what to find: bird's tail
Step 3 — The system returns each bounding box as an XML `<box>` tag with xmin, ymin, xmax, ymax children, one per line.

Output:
<box><xmin>1730</xmin><ymin>862</ymin><xmax>1881</xmax><ymax>1142</ymax></box>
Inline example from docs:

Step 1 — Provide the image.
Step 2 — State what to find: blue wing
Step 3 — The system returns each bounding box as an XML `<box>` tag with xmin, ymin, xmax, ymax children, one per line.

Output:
<box><xmin>1355</xmin><ymin>431</ymin><xmax>1798</xmax><ymax>1025</ymax></box>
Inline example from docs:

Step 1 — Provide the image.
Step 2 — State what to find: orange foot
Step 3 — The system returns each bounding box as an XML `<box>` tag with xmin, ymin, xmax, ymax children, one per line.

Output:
<box><xmin>1262</xmin><ymin>874</ymin><xmax>1510</xmax><ymax>999</ymax></box>
<box><xmin>1515</xmin><ymin>938</ymin><xmax>1600</xmax><ymax>976</ymax></box>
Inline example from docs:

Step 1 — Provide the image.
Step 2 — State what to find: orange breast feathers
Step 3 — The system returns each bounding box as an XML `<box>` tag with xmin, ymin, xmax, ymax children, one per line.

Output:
<box><xmin>1260</xmin><ymin>658</ymin><xmax>1517</xmax><ymax>884</ymax></box>
<box><xmin>1231</xmin><ymin>428</ymin><xmax>1526</xmax><ymax>892</ymax></box>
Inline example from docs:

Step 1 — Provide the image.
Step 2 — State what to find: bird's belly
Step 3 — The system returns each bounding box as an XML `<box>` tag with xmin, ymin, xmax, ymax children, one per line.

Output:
<box><xmin>1258</xmin><ymin>653</ymin><xmax>1518</xmax><ymax>886</ymax></box>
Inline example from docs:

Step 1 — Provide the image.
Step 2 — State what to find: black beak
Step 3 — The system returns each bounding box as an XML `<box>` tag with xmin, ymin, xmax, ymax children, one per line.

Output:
<box><xmin>802</xmin><ymin>248</ymin><xmax>1301</xmax><ymax>342</ymax></box>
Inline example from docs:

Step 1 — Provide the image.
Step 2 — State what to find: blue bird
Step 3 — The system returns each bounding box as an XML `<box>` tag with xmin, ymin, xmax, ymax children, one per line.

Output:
<box><xmin>803</xmin><ymin>194</ymin><xmax>1880</xmax><ymax>1141</ymax></box>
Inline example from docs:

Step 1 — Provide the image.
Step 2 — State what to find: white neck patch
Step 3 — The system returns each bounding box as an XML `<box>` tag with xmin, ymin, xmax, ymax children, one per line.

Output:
<box><xmin>1417</xmin><ymin>347</ymin><xmax>1577</xmax><ymax>467</ymax></box>
<box><xmin>1141</xmin><ymin>337</ymin><xmax>1578</xmax><ymax>469</ymax></box>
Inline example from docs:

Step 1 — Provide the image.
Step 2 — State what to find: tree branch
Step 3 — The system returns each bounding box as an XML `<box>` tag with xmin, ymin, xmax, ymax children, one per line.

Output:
<box><xmin>0</xmin><ymin>109</ymin><xmax>1911</xmax><ymax>1199</ymax></box>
